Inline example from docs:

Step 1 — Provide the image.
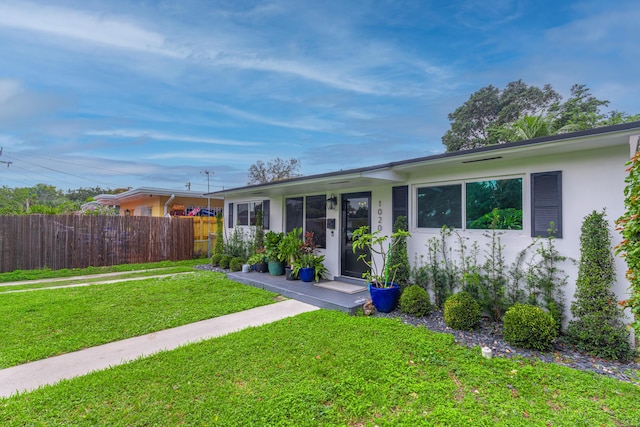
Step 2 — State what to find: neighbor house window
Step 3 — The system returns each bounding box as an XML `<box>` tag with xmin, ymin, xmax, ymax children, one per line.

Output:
<box><xmin>417</xmin><ymin>184</ymin><xmax>462</xmax><ymax>228</ymax></box>
<box><xmin>466</xmin><ymin>178</ymin><xmax>523</xmax><ymax>230</ymax></box>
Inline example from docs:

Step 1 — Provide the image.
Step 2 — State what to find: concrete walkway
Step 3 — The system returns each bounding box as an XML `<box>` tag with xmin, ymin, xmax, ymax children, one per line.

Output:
<box><xmin>0</xmin><ymin>299</ymin><xmax>319</xmax><ymax>398</ymax></box>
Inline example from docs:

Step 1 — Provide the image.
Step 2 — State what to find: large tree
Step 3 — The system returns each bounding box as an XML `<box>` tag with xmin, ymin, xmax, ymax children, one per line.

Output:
<box><xmin>548</xmin><ymin>84</ymin><xmax>609</xmax><ymax>132</ymax></box>
<box><xmin>247</xmin><ymin>158</ymin><xmax>301</xmax><ymax>185</ymax></box>
<box><xmin>442</xmin><ymin>80</ymin><xmax>561</xmax><ymax>151</ymax></box>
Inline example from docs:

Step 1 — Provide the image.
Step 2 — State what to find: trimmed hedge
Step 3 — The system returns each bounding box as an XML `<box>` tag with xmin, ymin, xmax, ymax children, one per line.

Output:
<box><xmin>399</xmin><ymin>285</ymin><xmax>431</xmax><ymax>317</ymax></box>
<box><xmin>503</xmin><ymin>304</ymin><xmax>557</xmax><ymax>351</ymax></box>
<box><xmin>444</xmin><ymin>292</ymin><xmax>480</xmax><ymax>330</ymax></box>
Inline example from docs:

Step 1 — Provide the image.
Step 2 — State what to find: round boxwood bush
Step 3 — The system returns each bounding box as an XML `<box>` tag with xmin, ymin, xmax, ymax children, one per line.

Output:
<box><xmin>229</xmin><ymin>257</ymin><xmax>246</xmax><ymax>272</ymax></box>
<box><xmin>219</xmin><ymin>255</ymin><xmax>232</xmax><ymax>270</ymax></box>
<box><xmin>503</xmin><ymin>304</ymin><xmax>557</xmax><ymax>351</ymax></box>
<box><xmin>444</xmin><ymin>292</ymin><xmax>480</xmax><ymax>330</ymax></box>
<box><xmin>211</xmin><ymin>254</ymin><xmax>223</xmax><ymax>266</ymax></box>
<box><xmin>399</xmin><ymin>285</ymin><xmax>432</xmax><ymax>317</ymax></box>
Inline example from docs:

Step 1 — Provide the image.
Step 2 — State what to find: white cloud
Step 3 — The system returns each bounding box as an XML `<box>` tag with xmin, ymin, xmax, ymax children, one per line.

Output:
<box><xmin>208</xmin><ymin>102</ymin><xmax>335</xmax><ymax>132</ymax></box>
<box><xmin>85</xmin><ymin>129</ymin><xmax>263</xmax><ymax>147</ymax></box>
<box><xmin>0</xmin><ymin>1</ymin><xmax>186</xmax><ymax>58</ymax></box>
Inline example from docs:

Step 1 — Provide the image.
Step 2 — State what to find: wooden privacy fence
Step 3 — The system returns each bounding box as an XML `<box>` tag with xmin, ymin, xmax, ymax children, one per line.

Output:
<box><xmin>187</xmin><ymin>216</ymin><xmax>221</xmax><ymax>256</ymax></box>
<box><xmin>0</xmin><ymin>215</ymin><xmax>194</xmax><ymax>273</ymax></box>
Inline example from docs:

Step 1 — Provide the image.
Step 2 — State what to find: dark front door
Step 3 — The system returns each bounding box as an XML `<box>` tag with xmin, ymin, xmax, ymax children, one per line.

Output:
<box><xmin>341</xmin><ymin>192</ymin><xmax>371</xmax><ymax>278</ymax></box>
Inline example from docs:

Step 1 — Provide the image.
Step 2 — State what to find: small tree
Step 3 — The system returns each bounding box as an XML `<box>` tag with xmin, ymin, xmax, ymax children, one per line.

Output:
<box><xmin>615</xmin><ymin>150</ymin><xmax>640</xmax><ymax>337</ymax></box>
<box><xmin>254</xmin><ymin>208</ymin><xmax>265</xmax><ymax>251</ymax></box>
<box><xmin>388</xmin><ymin>216</ymin><xmax>410</xmax><ymax>290</ymax></box>
<box><xmin>213</xmin><ymin>211</ymin><xmax>224</xmax><ymax>257</ymax></box>
<box><xmin>568</xmin><ymin>210</ymin><xmax>632</xmax><ymax>361</ymax></box>
<box><xmin>247</xmin><ymin>158</ymin><xmax>301</xmax><ymax>185</ymax></box>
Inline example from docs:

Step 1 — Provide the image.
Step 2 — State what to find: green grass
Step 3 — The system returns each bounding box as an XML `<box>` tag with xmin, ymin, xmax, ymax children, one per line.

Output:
<box><xmin>0</xmin><ymin>259</ymin><xmax>204</xmax><ymax>283</ymax></box>
<box><xmin>0</xmin><ymin>267</ymin><xmax>198</xmax><ymax>293</ymax></box>
<box><xmin>0</xmin><ymin>271</ymin><xmax>277</xmax><ymax>368</ymax></box>
<box><xmin>1</xmin><ymin>310</ymin><xmax>639</xmax><ymax>426</ymax></box>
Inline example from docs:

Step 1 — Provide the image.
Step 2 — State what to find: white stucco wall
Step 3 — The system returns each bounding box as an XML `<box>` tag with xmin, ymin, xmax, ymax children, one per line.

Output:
<box><xmin>222</xmin><ymin>142</ymin><xmax>633</xmax><ymax>329</ymax></box>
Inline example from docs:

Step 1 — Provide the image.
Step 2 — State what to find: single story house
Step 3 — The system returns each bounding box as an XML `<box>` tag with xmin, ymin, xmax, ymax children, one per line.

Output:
<box><xmin>214</xmin><ymin>121</ymin><xmax>640</xmax><ymax>327</ymax></box>
<box><xmin>95</xmin><ymin>187</ymin><xmax>223</xmax><ymax>217</ymax></box>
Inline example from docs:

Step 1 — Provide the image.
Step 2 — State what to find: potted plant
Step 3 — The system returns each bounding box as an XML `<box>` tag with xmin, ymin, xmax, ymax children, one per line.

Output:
<box><xmin>265</xmin><ymin>231</ymin><xmax>284</xmax><ymax>275</ymax></box>
<box><xmin>292</xmin><ymin>253</ymin><xmax>328</xmax><ymax>283</ymax></box>
<box><xmin>248</xmin><ymin>251</ymin><xmax>268</xmax><ymax>273</ymax></box>
<box><xmin>278</xmin><ymin>227</ymin><xmax>303</xmax><ymax>280</ymax></box>
<box><xmin>351</xmin><ymin>225</ymin><xmax>411</xmax><ymax>312</ymax></box>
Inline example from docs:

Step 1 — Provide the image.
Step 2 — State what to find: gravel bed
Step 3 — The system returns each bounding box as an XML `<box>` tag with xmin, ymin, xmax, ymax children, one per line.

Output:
<box><xmin>376</xmin><ymin>309</ymin><xmax>640</xmax><ymax>385</ymax></box>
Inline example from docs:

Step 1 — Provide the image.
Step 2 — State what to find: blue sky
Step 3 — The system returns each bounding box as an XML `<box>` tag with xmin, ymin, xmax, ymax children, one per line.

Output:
<box><xmin>0</xmin><ymin>0</ymin><xmax>637</xmax><ymax>194</ymax></box>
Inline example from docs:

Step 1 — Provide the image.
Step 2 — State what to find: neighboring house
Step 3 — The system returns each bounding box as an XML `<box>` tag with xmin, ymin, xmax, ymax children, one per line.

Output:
<box><xmin>214</xmin><ymin>121</ymin><xmax>640</xmax><ymax>327</ymax></box>
<box><xmin>95</xmin><ymin>187</ymin><xmax>223</xmax><ymax>217</ymax></box>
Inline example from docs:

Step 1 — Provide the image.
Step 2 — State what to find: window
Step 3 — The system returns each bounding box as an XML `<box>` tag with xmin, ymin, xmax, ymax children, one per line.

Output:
<box><xmin>305</xmin><ymin>195</ymin><xmax>326</xmax><ymax>248</ymax></box>
<box><xmin>466</xmin><ymin>178</ymin><xmax>522</xmax><ymax>230</ymax></box>
<box><xmin>236</xmin><ymin>202</ymin><xmax>263</xmax><ymax>226</ymax></box>
<box><xmin>417</xmin><ymin>184</ymin><xmax>462</xmax><ymax>228</ymax></box>
<box><xmin>285</xmin><ymin>195</ymin><xmax>326</xmax><ymax>248</ymax></box>
<box><xmin>392</xmin><ymin>186</ymin><xmax>409</xmax><ymax>226</ymax></box>
<box><xmin>237</xmin><ymin>203</ymin><xmax>249</xmax><ymax>226</ymax></box>
<box><xmin>286</xmin><ymin>197</ymin><xmax>303</xmax><ymax>232</ymax></box>
<box><xmin>416</xmin><ymin>177</ymin><xmax>523</xmax><ymax>231</ymax></box>
<box><xmin>531</xmin><ymin>171</ymin><xmax>562</xmax><ymax>237</ymax></box>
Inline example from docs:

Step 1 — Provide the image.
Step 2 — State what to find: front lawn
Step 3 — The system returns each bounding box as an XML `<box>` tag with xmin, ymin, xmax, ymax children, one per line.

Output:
<box><xmin>0</xmin><ymin>271</ymin><xmax>277</xmax><ymax>368</ymax></box>
<box><xmin>0</xmin><ymin>259</ymin><xmax>203</xmax><ymax>283</ymax></box>
<box><xmin>1</xmin><ymin>310</ymin><xmax>638</xmax><ymax>426</ymax></box>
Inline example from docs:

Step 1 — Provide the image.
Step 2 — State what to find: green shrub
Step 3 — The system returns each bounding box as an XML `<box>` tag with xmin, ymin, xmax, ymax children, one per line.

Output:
<box><xmin>219</xmin><ymin>255</ymin><xmax>232</xmax><ymax>270</ymax></box>
<box><xmin>229</xmin><ymin>257</ymin><xmax>246</xmax><ymax>272</ymax></box>
<box><xmin>444</xmin><ymin>292</ymin><xmax>480</xmax><ymax>330</ymax></box>
<box><xmin>503</xmin><ymin>304</ymin><xmax>557</xmax><ymax>351</ymax></box>
<box><xmin>399</xmin><ymin>285</ymin><xmax>432</xmax><ymax>317</ymax></box>
<box><xmin>568</xmin><ymin>210</ymin><xmax>633</xmax><ymax>361</ymax></box>
<box><xmin>211</xmin><ymin>254</ymin><xmax>223</xmax><ymax>266</ymax></box>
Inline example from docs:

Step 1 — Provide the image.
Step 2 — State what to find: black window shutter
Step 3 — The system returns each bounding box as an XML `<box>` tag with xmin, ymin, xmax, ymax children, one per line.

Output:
<box><xmin>392</xmin><ymin>185</ymin><xmax>409</xmax><ymax>229</ymax></box>
<box><xmin>262</xmin><ymin>200</ymin><xmax>270</xmax><ymax>230</ymax></box>
<box><xmin>531</xmin><ymin>171</ymin><xmax>562</xmax><ymax>238</ymax></box>
<box><xmin>228</xmin><ymin>202</ymin><xmax>234</xmax><ymax>228</ymax></box>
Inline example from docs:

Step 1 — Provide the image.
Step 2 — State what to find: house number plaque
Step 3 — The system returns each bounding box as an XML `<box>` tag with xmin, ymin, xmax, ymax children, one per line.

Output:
<box><xmin>377</xmin><ymin>200</ymin><xmax>383</xmax><ymax>231</ymax></box>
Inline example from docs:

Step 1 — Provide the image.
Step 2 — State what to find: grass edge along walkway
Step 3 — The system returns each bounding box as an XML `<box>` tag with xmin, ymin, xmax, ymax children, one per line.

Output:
<box><xmin>0</xmin><ymin>299</ymin><xmax>319</xmax><ymax>398</ymax></box>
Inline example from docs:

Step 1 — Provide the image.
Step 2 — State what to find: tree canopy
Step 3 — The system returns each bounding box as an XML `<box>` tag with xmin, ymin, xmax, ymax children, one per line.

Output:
<box><xmin>247</xmin><ymin>158</ymin><xmax>302</xmax><ymax>185</ymax></box>
<box><xmin>0</xmin><ymin>185</ymin><xmax>113</xmax><ymax>215</ymax></box>
<box><xmin>442</xmin><ymin>81</ymin><xmax>639</xmax><ymax>151</ymax></box>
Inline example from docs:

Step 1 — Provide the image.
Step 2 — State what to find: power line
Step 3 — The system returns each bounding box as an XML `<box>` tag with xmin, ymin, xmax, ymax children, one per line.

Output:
<box><xmin>0</xmin><ymin>148</ymin><xmax>12</xmax><ymax>168</ymax></box>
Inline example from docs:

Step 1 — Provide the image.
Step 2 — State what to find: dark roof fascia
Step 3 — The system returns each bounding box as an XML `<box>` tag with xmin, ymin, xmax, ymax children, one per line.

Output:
<box><xmin>211</xmin><ymin>120</ymin><xmax>640</xmax><ymax>196</ymax></box>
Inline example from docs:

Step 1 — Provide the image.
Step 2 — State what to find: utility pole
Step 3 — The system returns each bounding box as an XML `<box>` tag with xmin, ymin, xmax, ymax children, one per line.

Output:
<box><xmin>201</xmin><ymin>170</ymin><xmax>213</xmax><ymax>257</ymax></box>
<box><xmin>185</xmin><ymin>181</ymin><xmax>191</xmax><ymax>191</ymax></box>
<box><xmin>0</xmin><ymin>148</ymin><xmax>12</xmax><ymax>167</ymax></box>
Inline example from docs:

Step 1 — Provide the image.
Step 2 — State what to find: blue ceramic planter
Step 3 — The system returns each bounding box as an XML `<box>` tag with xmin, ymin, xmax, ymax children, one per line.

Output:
<box><xmin>298</xmin><ymin>267</ymin><xmax>315</xmax><ymax>282</ymax></box>
<box><xmin>368</xmin><ymin>283</ymin><xmax>400</xmax><ymax>313</ymax></box>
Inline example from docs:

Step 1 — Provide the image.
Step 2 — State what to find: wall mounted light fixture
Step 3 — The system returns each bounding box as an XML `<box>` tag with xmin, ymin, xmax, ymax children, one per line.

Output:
<box><xmin>327</xmin><ymin>193</ymin><xmax>338</xmax><ymax>210</ymax></box>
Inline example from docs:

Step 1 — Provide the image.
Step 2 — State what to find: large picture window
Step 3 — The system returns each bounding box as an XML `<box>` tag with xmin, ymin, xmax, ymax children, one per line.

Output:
<box><xmin>417</xmin><ymin>184</ymin><xmax>462</xmax><ymax>228</ymax></box>
<box><xmin>466</xmin><ymin>178</ymin><xmax>522</xmax><ymax>230</ymax></box>
<box><xmin>416</xmin><ymin>177</ymin><xmax>523</xmax><ymax>231</ymax></box>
